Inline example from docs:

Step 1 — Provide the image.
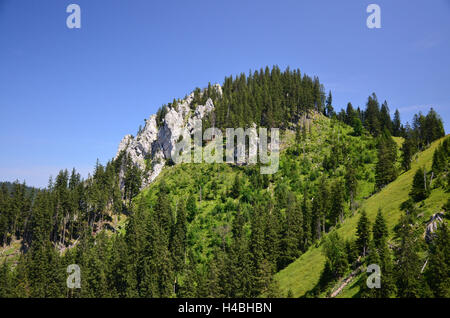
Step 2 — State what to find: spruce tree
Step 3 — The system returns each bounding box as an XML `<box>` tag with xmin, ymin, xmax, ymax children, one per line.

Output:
<box><xmin>380</xmin><ymin>101</ymin><xmax>393</xmax><ymax>134</ymax></box>
<box><xmin>375</xmin><ymin>132</ymin><xmax>398</xmax><ymax>189</ymax></box>
<box><xmin>378</xmin><ymin>242</ymin><xmax>397</xmax><ymax>297</ymax></box>
<box><xmin>330</xmin><ymin>180</ymin><xmax>345</xmax><ymax>225</ymax></box>
<box><xmin>0</xmin><ymin>261</ymin><xmax>12</xmax><ymax>298</ymax></box>
<box><xmin>356</xmin><ymin>210</ymin><xmax>371</xmax><ymax>257</ymax></box>
<box><xmin>372</xmin><ymin>209</ymin><xmax>388</xmax><ymax>249</ymax></box>
<box><xmin>401</xmin><ymin>136</ymin><xmax>414</xmax><ymax>171</ymax></box>
<box><xmin>392</xmin><ymin>109</ymin><xmax>401</xmax><ymax>136</ymax></box>
<box><xmin>426</xmin><ymin>223</ymin><xmax>450</xmax><ymax>297</ymax></box>
<box><xmin>323</xmin><ymin>232</ymin><xmax>348</xmax><ymax>280</ymax></box>
<box><xmin>364</xmin><ymin>93</ymin><xmax>381</xmax><ymax>137</ymax></box>
<box><xmin>410</xmin><ymin>167</ymin><xmax>430</xmax><ymax>202</ymax></box>
<box><xmin>186</xmin><ymin>193</ymin><xmax>197</xmax><ymax>222</ymax></box>
<box><xmin>279</xmin><ymin>192</ymin><xmax>303</xmax><ymax>269</ymax></box>
<box><xmin>395</xmin><ymin>216</ymin><xmax>425</xmax><ymax>298</ymax></box>
<box><xmin>170</xmin><ymin>199</ymin><xmax>187</xmax><ymax>274</ymax></box>
<box><xmin>325</xmin><ymin>91</ymin><xmax>334</xmax><ymax>117</ymax></box>
<box><xmin>360</xmin><ymin>239</ymin><xmax>381</xmax><ymax>298</ymax></box>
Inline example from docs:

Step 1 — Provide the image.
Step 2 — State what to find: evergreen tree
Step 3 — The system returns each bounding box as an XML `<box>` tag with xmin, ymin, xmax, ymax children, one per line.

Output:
<box><xmin>301</xmin><ymin>189</ymin><xmax>312</xmax><ymax>249</ymax></box>
<box><xmin>344</xmin><ymin>164</ymin><xmax>357</xmax><ymax>208</ymax></box>
<box><xmin>170</xmin><ymin>199</ymin><xmax>187</xmax><ymax>274</ymax></box>
<box><xmin>401</xmin><ymin>136</ymin><xmax>414</xmax><ymax>171</ymax></box>
<box><xmin>375</xmin><ymin>131</ymin><xmax>398</xmax><ymax>189</ymax></box>
<box><xmin>0</xmin><ymin>262</ymin><xmax>12</xmax><ymax>298</ymax></box>
<box><xmin>230</xmin><ymin>174</ymin><xmax>242</xmax><ymax>199</ymax></box>
<box><xmin>186</xmin><ymin>193</ymin><xmax>197</xmax><ymax>223</ymax></box>
<box><xmin>279</xmin><ymin>192</ymin><xmax>303</xmax><ymax>269</ymax></box>
<box><xmin>352</xmin><ymin>117</ymin><xmax>363</xmax><ymax>136</ymax></box>
<box><xmin>379</xmin><ymin>101</ymin><xmax>393</xmax><ymax>134</ymax></box>
<box><xmin>395</xmin><ymin>216</ymin><xmax>425</xmax><ymax>298</ymax></box>
<box><xmin>392</xmin><ymin>109</ymin><xmax>401</xmax><ymax>136</ymax></box>
<box><xmin>325</xmin><ymin>91</ymin><xmax>334</xmax><ymax>117</ymax></box>
<box><xmin>364</xmin><ymin>93</ymin><xmax>381</xmax><ymax>137</ymax></box>
<box><xmin>323</xmin><ymin>232</ymin><xmax>348</xmax><ymax>280</ymax></box>
<box><xmin>424</xmin><ymin>108</ymin><xmax>445</xmax><ymax>145</ymax></box>
<box><xmin>378</xmin><ymin>241</ymin><xmax>397</xmax><ymax>297</ymax></box>
<box><xmin>360</xmin><ymin>239</ymin><xmax>382</xmax><ymax>298</ymax></box>
<box><xmin>426</xmin><ymin>223</ymin><xmax>450</xmax><ymax>297</ymax></box>
<box><xmin>330</xmin><ymin>180</ymin><xmax>345</xmax><ymax>225</ymax></box>
<box><xmin>372</xmin><ymin>209</ymin><xmax>388</xmax><ymax>249</ymax></box>
<box><xmin>432</xmin><ymin>138</ymin><xmax>449</xmax><ymax>175</ymax></box>
<box><xmin>356</xmin><ymin>210</ymin><xmax>371</xmax><ymax>257</ymax></box>
<box><xmin>345</xmin><ymin>102</ymin><xmax>355</xmax><ymax>126</ymax></box>
<box><xmin>410</xmin><ymin>167</ymin><xmax>430</xmax><ymax>202</ymax></box>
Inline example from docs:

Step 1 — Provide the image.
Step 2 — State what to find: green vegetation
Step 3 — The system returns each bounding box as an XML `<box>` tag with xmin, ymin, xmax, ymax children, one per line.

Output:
<box><xmin>275</xmin><ymin>136</ymin><xmax>449</xmax><ymax>298</ymax></box>
<box><xmin>0</xmin><ymin>66</ymin><xmax>448</xmax><ymax>298</ymax></box>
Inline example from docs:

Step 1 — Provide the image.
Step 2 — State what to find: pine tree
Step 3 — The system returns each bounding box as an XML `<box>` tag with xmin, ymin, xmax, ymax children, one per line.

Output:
<box><xmin>170</xmin><ymin>199</ymin><xmax>187</xmax><ymax>274</ymax></box>
<box><xmin>0</xmin><ymin>261</ymin><xmax>12</xmax><ymax>298</ymax></box>
<box><xmin>395</xmin><ymin>216</ymin><xmax>425</xmax><ymax>298</ymax></box>
<box><xmin>392</xmin><ymin>109</ymin><xmax>401</xmax><ymax>136</ymax></box>
<box><xmin>330</xmin><ymin>180</ymin><xmax>345</xmax><ymax>225</ymax></box>
<box><xmin>227</xmin><ymin>210</ymin><xmax>252</xmax><ymax>297</ymax></box>
<box><xmin>356</xmin><ymin>210</ymin><xmax>371</xmax><ymax>257</ymax></box>
<box><xmin>265</xmin><ymin>200</ymin><xmax>281</xmax><ymax>269</ymax></box>
<box><xmin>323</xmin><ymin>232</ymin><xmax>348</xmax><ymax>280</ymax></box>
<box><xmin>426</xmin><ymin>223</ymin><xmax>450</xmax><ymax>297</ymax></box>
<box><xmin>372</xmin><ymin>209</ymin><xmax>388</xmax><ymax>249</ymax></box>
<box><xmin>352</xmin><ymin>117</ymin><xmax>363</xmax><ymax>136</ymax></box>
<box><xmin>401</xmin><ymin>136</ymin><xmax>414</xmax><ymax>171</ymax></box>
<box><xmin>424</xmin><ymin>108</ymin><xmax>445</xmax><ymax>145</ymax></box>
<box><xmin>360</xmin><ymin>239</ymin><xmax>382</xmax><ymax>298</ymax></box>
<box><xmin>186</xmin><ymin>193</ymin><xmax>197</xmax><ymax>223</ymax></box>
<box><xmin>177</xmin><ymin>251</ymin><xmax>199</xmax><ymax>297</ymax></box>
<box><xmin>345</xmin><ymin>164</ymin><xmax>357</xmax><ymax>208</ymax></box>
<box><xmin>345</xmin><ymin>102</ymin><xmax>355</xmax><ymax>126</ymax></box>
<box><xmin>279</xmin><ymin>192</ymin><xmax>303</xmax><ymax>269</ymax></box>
<box><xmin>410</xmin><ymin>167</ymin><xmax>430</xmax><ymax>202</ymax></box>
<box><xmin>364</xmin><ymin>93</ymin><xmax>381</xmax><ymax>137</ymax></box>
<box><xmin>250</xmin><ymin>203</ymin><xmax>266</xmax><ymax>271</ymax></box>
<box><xmin>378</xmin><ymin>242</ymin><xmax>397</xmax><ymax>297</ymax></box>
<box><xmin>302</xmin><ymin>188</ymin><xmax>312</xmax><ymax>249</ymax></box>
<box><xmin>432</xmin><ymin>140</ymin><xmax>449</xmax><ymax>175</ymax></box>
<box><xmin>325</xmin><ymin>91</ymin><xmax>334</xmax><ymax>117</ymax></box>
<box><xmin>230</xmin><ymin>174</ymin><xmax>242</xmax><ymax>199</ymax></box>
<box><xmin>370</xmin><ymin>209</ymin><xmax>396</xmax><ymax>297</ymax></box>
<box><xmin>380</xmin><ymin>101</ymin><xmax>393</xmax><ymax>134</ymax></box>
<box><xmin>375</xmin><ymin>132</ymin><xmax>398</xmax><ymax>189</ymax></box>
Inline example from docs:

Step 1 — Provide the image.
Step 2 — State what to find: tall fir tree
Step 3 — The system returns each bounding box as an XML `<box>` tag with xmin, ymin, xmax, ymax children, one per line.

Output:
<box><xmin>356</xmin><ymin>210</ymin><xmax>371</xmax><ymax>257</ymax></box>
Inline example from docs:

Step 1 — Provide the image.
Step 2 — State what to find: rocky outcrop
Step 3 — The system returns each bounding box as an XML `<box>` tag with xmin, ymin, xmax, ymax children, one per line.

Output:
<box><xmin>115</xmin><ymin>85</ymin><xmax>221</xmax><ymax>189</ymax></box>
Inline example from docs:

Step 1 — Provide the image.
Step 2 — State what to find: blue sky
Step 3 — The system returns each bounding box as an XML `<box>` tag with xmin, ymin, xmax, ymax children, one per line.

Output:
<box><xmin>0</xmin><ymin>0</ymin><xmax>449</xmax><ymax>188</ymax></box>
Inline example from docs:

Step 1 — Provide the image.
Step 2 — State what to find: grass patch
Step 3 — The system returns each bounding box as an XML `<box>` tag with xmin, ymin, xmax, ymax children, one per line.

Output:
<box><xmin>275</xmin><ymin>136</ymin><xmax>448</xmax><ymax>298</ymax></box>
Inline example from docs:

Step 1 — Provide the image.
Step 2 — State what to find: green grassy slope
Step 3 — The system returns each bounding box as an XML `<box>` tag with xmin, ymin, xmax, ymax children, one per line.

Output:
<box><xmin>134</xmin><ymin>114</ymin><xmax>379</xmax><ymax>266</ymax></box>
<box><xmin>275</xmin><ymin>136</ymin><xmax>448</xmax><ymax>298</ymax></box>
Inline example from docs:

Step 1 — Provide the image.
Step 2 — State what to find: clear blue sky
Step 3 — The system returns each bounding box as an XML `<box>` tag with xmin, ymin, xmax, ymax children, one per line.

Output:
<box><xmin>1</xmin><ymin>0</ymin><xmax>449</xmax><ymax>188</ymax></box>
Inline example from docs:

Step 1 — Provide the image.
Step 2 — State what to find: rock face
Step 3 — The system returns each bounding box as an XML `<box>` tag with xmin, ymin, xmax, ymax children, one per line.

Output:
<box><xmin>115</xmin><ymin>85</ymin><xmax>221</xmax><ymax>189</ymax></box>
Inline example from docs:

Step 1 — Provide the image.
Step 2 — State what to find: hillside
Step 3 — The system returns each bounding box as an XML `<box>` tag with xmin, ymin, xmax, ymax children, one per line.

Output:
<box><xmin>275</xmin><ymin>136</ymin><xmax>449</xmax><ymax>298</ymax></box>
<box><xmin>130</xmin><ymin>112</ymin><xmax>378</xmax><ymax>267</ymax></box>
<box><xmin>0</xmin><ymin>67</ymin><xmax>448</xmax><ymax>298</ymax></box>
